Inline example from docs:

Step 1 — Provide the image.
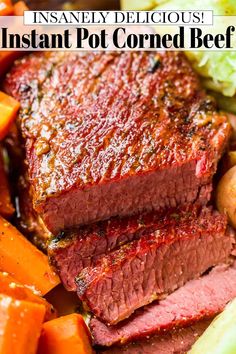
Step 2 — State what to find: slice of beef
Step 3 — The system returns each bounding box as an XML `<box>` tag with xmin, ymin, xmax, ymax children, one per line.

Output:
<box><xmin>99</xmin><ymin>320</ymin><xmax>211</xmax><ymax>354</ymax></box>
<box><xmin>4</xmin><ymin>52</ymin><xmax>230</xmax><ymax>233</ymax></box>
<box><xmin>49</xmin><ymin>206</ymin><xmax>169</xmax><ymax>291</ymax></box>
<box><xmin>16</xmin><ymin>171</ymin><xmax>51</xmax><ymax>251</ymax></box>
<box><xmin>49</xmin><ymin>206</ymin><xmax>207</xmax><ymax>291</ymax></box>
<box><xmin>90</xmin><ymin>262</ymin><xmax>236</xmax><ymax>347</ymax></box>
<box><xmin>76</xmin><ymin>208</ymin><xmax>233</xmax><ymax>325</ymax></box>
<box><xmin>4</xmin><ymin>123</ymin><xmax>51</xmax><ymax>251</ymax></box>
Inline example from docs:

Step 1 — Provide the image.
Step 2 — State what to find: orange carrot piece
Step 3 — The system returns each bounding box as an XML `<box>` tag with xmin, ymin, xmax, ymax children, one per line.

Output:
<box><xmin>0</xmin><ymin>0</ymin><xmax>14</xmax><ymax>16</ymax></box>
<box><xmin>13</xmin><ymin>1</ymin><xmax>28</xmax><ymax>15</ymax></box>
<box><xmin>0</xmin><ymin>271</ymin><xmax>57</xmax><ymax>321</ymax></box>
<box><xmin>37</xmin><ymin>314</ymin><xmax>93</xmax><ymax>354</ymax></box>
<box><xmin>0</xmin><ymin>91</ymin><xmax>20</xmax><ymax>140</ymax></box>
<box><xmin>0</xmin><ymin>1</ymin><xmax>26</xmax><ymax>77</ymax></box>
<box><xmin>0</xmin><ymin>294</ymin><xmax>45</xmax><ymax>354</ymax></box>
<box><xmin>1</xmin><ymin>0</ymin><xmax>12</xmax><ymax>5</ymax></box>
<box><xmin>0</xmin><ymin>148</ymin><xmax>14</xmax><ymax>218</ymax></box>
<box><xmin>0</xmin><ymin>51</ymin><xmax>23</xmax><ymax>78</ymax></box>
<box><xmin>0</xmin><ymin>216</ymin><xmax>60</xmax><ymax>295</ymax></box>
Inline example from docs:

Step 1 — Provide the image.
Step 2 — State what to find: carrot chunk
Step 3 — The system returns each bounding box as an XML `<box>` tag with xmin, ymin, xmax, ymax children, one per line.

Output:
<box><xmin>0</xmin><ymin>1</ymin><xmax>27</xmax><ymax>77</ymax></box>
<box><xmin>0</xmin><ymin>1</ymin><xmax>23</xmax><ymax>77</ymax></box>
<box><xmin>1</xmin><ymin>0</ymin><xmax>12</xmax><ymax>5</ymax></box>
<box><xmin>0</xmin><ymin>216</ymin><xmax>60</xmax><ymax>295</ymax></box>
<box><xmin>13</xmin><ymin>0</ymin><xmax>28</xmax><ymax>15</ymax></box>
<box><xmin>38</xmin><ymin>314</ymin><xmax>93</xmax><ymax>354</ymax></box>
<box><xmin>0</xmin><ymin>91</ymin><xmax>20</xmax><ymax>140</ymax></box>
<box><xmin>0</xmin><ymin>294</ymin><xmax>45</xmax><ymax>354</ymax></box>
<box><xmin>0</xmin><ymin>148</ymin><xmax>14</xmax><ymax>218</ymax></box>
<box><xmin>0</xmin><ymin>0</ymin><xmax>14</xmax><ymax>16</ymax></box>
<box><xmin>0</xmin><ymin>271</ymin><xmax>57</xmax><ymax>321</ymax></box>
<box><xmin>0</xmin><ymin>52</ymin><xmax>23</xmax><ymax>78</ymax></box>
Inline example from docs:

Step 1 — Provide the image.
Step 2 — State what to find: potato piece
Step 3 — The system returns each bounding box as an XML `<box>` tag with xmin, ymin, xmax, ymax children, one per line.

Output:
<box><xmin>189</xmin><ymin>297</ymin><xmax>236</xmax><ymax>354</ymax></box>
<box><xmin>13</xmin><ymin>1</ymin><xmax>28</xmax><ymax>15</ymax></box>
<box><xmin>226</xmin><ymin>151</ymin><xmax>236</xmax><ymax>170</ymax></box>
<box><xmin>216</xmin><ymin>165</ymin><xmax>236</xmax><ymax>228</ymax></box>
<box><xmin>120</xmin><ymin>0</ymin><xmax>156</xmax><ymax>10</ymax></box>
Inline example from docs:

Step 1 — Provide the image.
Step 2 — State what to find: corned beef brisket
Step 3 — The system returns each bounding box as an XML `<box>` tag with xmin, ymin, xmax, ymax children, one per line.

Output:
<box><xmin>98</xmin><ymin>320</ymin><xmax>211</xmax><ymax>354</ymax></box>
<box><xmin>4</xmin><ymin>50</ymin><xmax>234</xmax><ymax>354</ymax></box>
<box><xmin>90</xmin><ymin>262</ymin><xmax>236</xmax><ymax>347</ymax></box>
<box><xmin>76</xmin><ymin>208</ymin><xmax>234</xmax><ymax>324</ymax></box>
<box><xmin>4</xmin><ymin>51</ymin><xmax>230</xmax><ymax>233</ymax></box>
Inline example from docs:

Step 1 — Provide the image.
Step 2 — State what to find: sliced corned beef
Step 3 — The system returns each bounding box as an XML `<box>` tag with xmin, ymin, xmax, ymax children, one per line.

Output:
<box><xmin>98</xmin><ymin>320</ymin><xmax>211</xmax><ymax>354</ymax></box>
<box><xmin>90</xmin><ymin>262</ymin><xmax>236</xmax><ymax>347</ymax></box>
<box><xmin>76</xmin><ymin>208</ymin><xmax>233</xmax><ymax>324</ymax></box>
<box><xmin>4</xmin><ymin>52</ymin><xmax>230</xmax><ymax>233</ymax></box>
